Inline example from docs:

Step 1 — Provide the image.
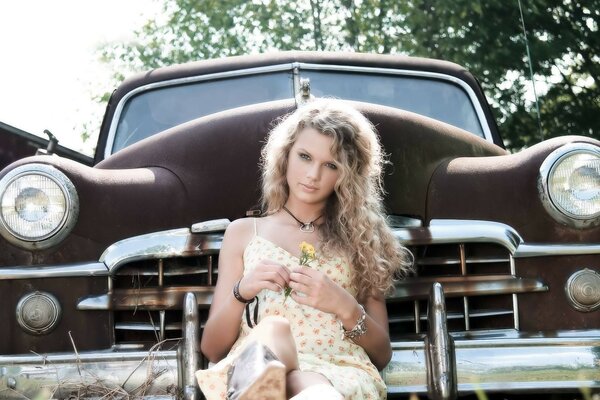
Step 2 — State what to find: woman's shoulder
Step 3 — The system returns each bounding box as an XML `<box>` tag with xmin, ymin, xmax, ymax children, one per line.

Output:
<box><xmin>224</xmin><ymin>217</ymin><xmax>255</xmax><ymax>239</ymax></box>
<box><xmin>219</xmin><ymin>218</ymin><xmax>254</xmax><ymax>257</ymax></box>
<box><xmin>225</xmin><ymin>215</ymin><xmax>281</xmax><ymax>243</ymax></box>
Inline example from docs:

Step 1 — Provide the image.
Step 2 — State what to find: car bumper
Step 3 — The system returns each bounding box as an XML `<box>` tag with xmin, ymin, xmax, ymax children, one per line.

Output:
<box><xmin>2</xmin><ymin>291</ymin><xmax>599</xmax><ymax>400</ymax></box>
<box><xmin>2</xmin><ymin>332</ymin><xmax>598</xmax><ymax>399</ymax></box>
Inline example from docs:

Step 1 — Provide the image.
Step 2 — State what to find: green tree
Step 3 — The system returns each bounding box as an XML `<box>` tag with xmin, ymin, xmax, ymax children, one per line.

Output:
<box><xmin>98</xmin><ymin>0</ymin><xmax>599</xmax><ymax>151</ymax></box>
<box><xmin>395</xmin><ymin>0</ymin><xmax>600</xmax><ymax>149</ymax></box>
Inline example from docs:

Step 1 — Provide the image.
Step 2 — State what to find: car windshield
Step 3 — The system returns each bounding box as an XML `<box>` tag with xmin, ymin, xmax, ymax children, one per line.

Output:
<box><xmin>112</xmin><ymin>71</ymin><xmax>293</xmax><ymax>152</ymax></box>
<box><xmin>110</xmin><ymin>67</ymin><xmax>486</xmax><ymax>155</ymax></box>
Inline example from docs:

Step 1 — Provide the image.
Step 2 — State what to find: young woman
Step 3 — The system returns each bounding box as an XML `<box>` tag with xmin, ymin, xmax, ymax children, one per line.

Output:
<box><xmin>197</xmin><ymin>100</ymin><xmax>412</xmax><ymax>400</ymax></box>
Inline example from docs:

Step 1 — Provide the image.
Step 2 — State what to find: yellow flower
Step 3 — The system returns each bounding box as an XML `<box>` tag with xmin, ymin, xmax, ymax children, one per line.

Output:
<box><xmin>298</xmin><ymin>241</ymin><xmax>316</xmax><ymax>266</ymax></box>
<box><xmin>283</xmin><ymin>241</ymin><xmax>317</xmax><ymax>303</ymax></box>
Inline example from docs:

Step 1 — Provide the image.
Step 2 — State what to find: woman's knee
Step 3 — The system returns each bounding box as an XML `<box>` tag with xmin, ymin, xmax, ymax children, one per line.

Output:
<box><xmin>286</xmin><ymin>371</ymin><xmax>336</xmax><ymax>398</ymax></box>
<box><xmin>254</xmin><ymin>315</ymin><xmax>293</xmax><ymax>337</ymax></box>
<box><xmin>249</xmin><ymin>316</ymin><xmax>298</xmax><ymax>371</ymax></box>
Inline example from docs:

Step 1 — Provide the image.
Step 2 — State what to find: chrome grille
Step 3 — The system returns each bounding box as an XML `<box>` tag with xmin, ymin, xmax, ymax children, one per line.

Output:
<box><xmin>93</xmin><ymin>221</ymin><xmax>548</xmax><ymax>347</ymax></box>
<box><xmin>112</xmin><ymin>255</ymin><xmax>217</xmax><ymax>345</ymax></box>
<box><xmin>388</xmin><ymin>242</ymin><xmax>517</xmax><ymax>340</ymax></box>
<box><xmin>110</xmin><ymin>242</ymin><xmax>521</xmax><ymax>344</ymax></box>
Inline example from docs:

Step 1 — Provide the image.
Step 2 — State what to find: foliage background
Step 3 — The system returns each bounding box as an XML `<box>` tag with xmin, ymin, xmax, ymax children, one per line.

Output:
<box><xmin>97</xmin><ymin>0</ymin><xmax>599</xmax><ymax>151</ymax></box>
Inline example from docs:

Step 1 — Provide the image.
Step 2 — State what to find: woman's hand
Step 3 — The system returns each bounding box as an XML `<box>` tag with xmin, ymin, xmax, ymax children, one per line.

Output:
<box><xmin>238</xmin><ymin>259</ymin><xmax>291</xmax><ymax>299</ymax></box>
<box><xmin>287</xmin><ymin>266</ymin><xmax>354</xmax><ymax>314</ymax></box>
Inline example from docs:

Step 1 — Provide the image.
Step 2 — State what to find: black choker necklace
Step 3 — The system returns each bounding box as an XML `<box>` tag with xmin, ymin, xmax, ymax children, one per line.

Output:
<box><xmin>282</xmin><ymin>206</ymin><xmax>322</xmax><ymax>233</ymax></box>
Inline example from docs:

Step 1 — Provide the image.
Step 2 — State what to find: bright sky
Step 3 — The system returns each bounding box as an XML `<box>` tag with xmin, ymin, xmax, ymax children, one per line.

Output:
<box><xmin>0</xmin><ymin>1</ymin><xmax>162</xmax><ymax>156</ymax></box>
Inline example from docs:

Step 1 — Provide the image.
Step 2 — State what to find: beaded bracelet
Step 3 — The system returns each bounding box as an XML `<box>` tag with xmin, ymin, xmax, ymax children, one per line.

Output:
<box><xmin>340</xmin><ymin>304</ymin><xmax>368</xmax><ymax>340</ymax></box>
<box><xmin>233</xmin><ymin>279</ymin><xmax>255</xmax><ymax>304</ymax></box>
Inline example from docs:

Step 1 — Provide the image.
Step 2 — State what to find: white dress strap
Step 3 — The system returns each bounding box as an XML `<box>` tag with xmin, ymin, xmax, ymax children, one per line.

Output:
<box><xmin>253</xmin><ymin>217</ymin><xmax>258</xmax><ymax>236</ymax></box>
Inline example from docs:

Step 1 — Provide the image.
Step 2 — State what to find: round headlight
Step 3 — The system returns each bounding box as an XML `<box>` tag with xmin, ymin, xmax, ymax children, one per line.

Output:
<box><xmin>538</xmin><ymin>143</ymin><xmax>600</xmax><ymax>228</ymax></box>
<box><xmin>0</xmin><ymin>164</ymin><xmax>79</xmax><ymax>249</ymax></box>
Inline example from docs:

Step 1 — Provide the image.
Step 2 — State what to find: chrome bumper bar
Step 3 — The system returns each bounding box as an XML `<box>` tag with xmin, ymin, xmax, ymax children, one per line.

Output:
<box><xmin>384</xmin><ymin>331</ymin><xmax>600</xmax><ymax>395</ymax></box>
<box><xmin>2</xmin><ymin>288</ymin><xmax>599</xmax><ymax>399</ymax></box>
<box><xmin>0</xmin><ymin>349</ymin><xmax>179</xmax><ymax>399</ymax></box>
<box><xmin>383</xmin><ymin>285</ymin><xmax>600</xmax><ymax>399</ymax></box>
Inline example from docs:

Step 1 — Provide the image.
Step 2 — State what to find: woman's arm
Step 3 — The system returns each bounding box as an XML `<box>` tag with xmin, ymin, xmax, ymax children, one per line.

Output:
<box><xmin>200</xmin><ymin>219</ymin><xmax>250</xmax><ymax>362</ymax></box>
<box><xmin>339</xmin><ymin>294</ymin><xmax>392</xmax><ymax>370</ymax></box>
<box><xmin>201</xmin><ymin>218</ymin><xmax>292</xmax><ymax>363</ymax></box>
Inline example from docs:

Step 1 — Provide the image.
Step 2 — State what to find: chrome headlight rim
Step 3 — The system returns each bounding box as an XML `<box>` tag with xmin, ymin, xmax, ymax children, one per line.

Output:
<box><xmin>538</xmin><ymin>142</ymin><xmax>600</xmax><ymax>229</ymax></box>
<box><xmin>0</xmin><ymin>163</ymin><xmax>79</xmax><ymax>250</ymax></box>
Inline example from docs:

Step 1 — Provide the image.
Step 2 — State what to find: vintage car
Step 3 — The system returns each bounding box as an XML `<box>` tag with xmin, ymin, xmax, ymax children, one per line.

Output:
<box><xmin>0</xmin><ymin>52</ymin><xmax>598</xmax><ymax>399</ymax></box>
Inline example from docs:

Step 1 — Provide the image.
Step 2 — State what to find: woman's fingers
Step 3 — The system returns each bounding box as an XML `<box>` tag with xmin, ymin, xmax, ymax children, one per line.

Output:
<box><xmin>243</xmin><ymin>260</ymin><xmax>291</xmax><ymax>294</ymax></box>
<box><xmin>259</xmin><ymin>260</ymin><xmax>291</xmax><ymax>278</ymax></box>
<box><xmin>264</xmin><ymin>281</ymin><xmax>284</xmax><ymax>293</ymax></box>
<box><xmin>261</xmin><ymin>268</ymin><xmax>290</xmax><ymax>288</ymax></box>
<box><xmin>289</xmin><ymin>266</ymin><xmax>316</xmax><ymax>282</ymax></box>
<box><xmin>288</xmin><ymin>280</ymin><xmax>309</xmax><ymax>294</ymax></box>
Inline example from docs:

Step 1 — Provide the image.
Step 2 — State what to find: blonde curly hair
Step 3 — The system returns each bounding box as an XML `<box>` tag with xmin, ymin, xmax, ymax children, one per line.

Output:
<box><xmin>261</xmin><ymin>100</ymin><xmax>412</xmax><ymax>301</ymax></box>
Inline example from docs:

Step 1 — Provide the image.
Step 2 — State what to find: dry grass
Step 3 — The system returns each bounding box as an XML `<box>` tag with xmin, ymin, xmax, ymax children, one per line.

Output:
<box><xmin>7</xmin><ymin>334</ymin><xmax>181</xmax><ymax>400</ymax></box>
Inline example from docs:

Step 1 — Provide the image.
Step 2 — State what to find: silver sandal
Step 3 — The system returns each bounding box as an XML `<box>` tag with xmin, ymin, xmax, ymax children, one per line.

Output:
<box><xmin>226</xmin><ymin>340</ymin><xmax>286</xmax><ymax>400</ymax></box>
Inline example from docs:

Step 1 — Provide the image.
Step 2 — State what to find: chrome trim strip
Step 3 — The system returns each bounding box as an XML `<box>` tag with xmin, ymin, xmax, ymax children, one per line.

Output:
<box><xmin>394</xmin><ymin>219</ymin><xmax>523</xmax><ymax>253</ymax></box>
<box><xmin>105</xmin><ymin>61</ymin><xmax>494</xmax><ymax>158</ymax></box>
<box><xmin>77</xmin><ymin>287</ymin><xmax>215</xmax><ymax>311</ymax></box>
<box><xmin>100</xmin><ymin>227</ymin><xmax>223</xmax><ymax>273</ymax></box>
<box><xmin>0</xmin><ymin>350</ymin><xmax>178</xmax><ymax>400</ymax></box>
<box><xmin>393</xmin><ymin>219</ymin><xmax>600</xmax><ymax>257</ymax></box>
<box><xmin>514</xmin><ymin>243</ymin><xmax>600</xmax><ymax>257</ymax></box>
<box><xmin>77</xmin><ymin>293</ymin><xmax>110</xmax><ymax>310</ymax></box>
<box><xmin>390</xmin><ymin>275</ymin><xmax>547</xmax><ymax>300</ymax></box>
<box><xmin>388</xmin><ymin>215</ymin><xmax>424</xmax><ymax>228</ymax></box>
<box><xmin>88</xmin><ymin>219</ymin><xmax>600</xmax><ymax>282</ymax></box>
<box><xmin>181</xmin><ymin>292</ymin><xmax>200</xmax><ymax>400</ymax></box>
<box><xmin>384</xmin><ymin>330</ymin><xmax>600</xmax><ymax>394</ymax></box>
<box><xmin>425</xmin><ymin>283</ymin><xmax>457</xmax><ymax>399</ymax></box>
<box><xmin>89</xmin><ymin>219</ymin><xmax>599</xmax><ymax>280</ymax></box>
<box><xmin>0</xmin><ymin>262</ymin><xmax>108</xmax><ymax>280</ymax></box>
<box><xmin>100</xmin><ymin>228</ymin><xmax>189</xmax><ymax>270</ymax></box>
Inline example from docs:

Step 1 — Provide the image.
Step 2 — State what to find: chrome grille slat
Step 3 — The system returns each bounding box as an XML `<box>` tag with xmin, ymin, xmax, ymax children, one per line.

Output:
<box><xmin>469</xmin><ymin>309</ymin><xmax>514</xmax><ymax>318</ymax></box>
<box><xmin>390</xmin><ymin>308</ymin><xmax>515</xmax><ymax>323</ymax></box>
<box><xmin>115</xmin><ymin>268</ymin><xmax>209</xmax><ymax>276</ymax></box>
<box><xmin>416</xmin><ymin>257</ymin><xmax>510</xmax><ymax>265</ymax></box>
<box><xmin>115</xmin><ymin>322</ymin><xmax>181</xmax><ymax>331</ymax></box>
